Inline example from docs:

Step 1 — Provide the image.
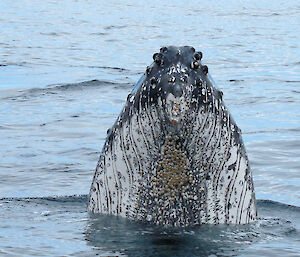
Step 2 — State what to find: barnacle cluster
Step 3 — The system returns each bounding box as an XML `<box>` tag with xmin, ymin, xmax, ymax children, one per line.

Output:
<box><xmin>153</xmin><ymin>135</ymin><xmax>189</xmax><ymax>201</ymax></box>
<box><xmin>136</xmin><ymin>134</ymin><xmax>206</xmax><ymax>226</ymax></box>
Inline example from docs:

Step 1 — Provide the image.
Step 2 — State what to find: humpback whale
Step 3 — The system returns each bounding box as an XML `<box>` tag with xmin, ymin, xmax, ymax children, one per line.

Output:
<box><xmin>88</xmin><ymin>46</ymin><xmax>257</xmax><ymax>226</ymax></box>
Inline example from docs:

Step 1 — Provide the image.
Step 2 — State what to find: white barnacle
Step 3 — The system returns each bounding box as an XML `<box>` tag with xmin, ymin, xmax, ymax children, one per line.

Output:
<box><xmin>191</xmin><ymin>98</ymin><xmax>198</xmax><ymax>103</ymax></box>
<box><xmin>146</xmin><ymin>214</ymin><xmax>152</xmax><ymax>221</ymax></box>
<box><xmin>169</xmin><ymin>76</ymin><xmax>176</xmax><ymax>83</ymax></box>
<box><xmin>130</xmin><ymin>95</ymin><xmax>135</xmax><ymax>102</ymax></box>
<box><xmin>181</xmin><ymin>67</ymin><xmax>187</xmax><ymax>73</ymax></box>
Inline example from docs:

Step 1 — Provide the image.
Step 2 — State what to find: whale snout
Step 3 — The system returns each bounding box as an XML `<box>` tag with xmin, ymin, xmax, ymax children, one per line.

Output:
<box><xmin>165</xmin><ymin>93</ymin><xmax>188</xmax><ymax>125</ymax></box>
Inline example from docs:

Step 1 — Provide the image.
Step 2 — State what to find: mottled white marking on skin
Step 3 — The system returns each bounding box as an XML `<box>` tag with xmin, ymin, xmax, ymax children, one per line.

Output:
<box><xmin>88</xmin><ymin>46</ymin><xmax>257</xmax><ymax>226</ymax></box>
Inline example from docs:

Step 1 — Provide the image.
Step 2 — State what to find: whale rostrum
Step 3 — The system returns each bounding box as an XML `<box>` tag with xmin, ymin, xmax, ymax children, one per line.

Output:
<box><xmin>88</xmin><ymin>46</ymin><xmax>257</xmax><ymax>226</ymax></box>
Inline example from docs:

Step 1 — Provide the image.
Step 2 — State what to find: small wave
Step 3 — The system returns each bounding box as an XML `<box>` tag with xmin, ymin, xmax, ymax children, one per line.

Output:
<box><xmin>38</xmin><ymin>194</ymin><xmax>88</xmax><ymax>203</ymax></box>
<box><xmin>216</xmin><ymin>11</ymin><xmax>285</xmax><ymax>18</ymax></box>
<box><xmin>0</xmin><ymin>61</ymin><xmax>30</xmax><ymax>67</ymax></box>
<box><xmin>47</xmin><ymin>79</ymin><xmax>119</xmax><ymax>90</ymax></box>
<box><xmin>0</xmin><ymin>194</ymin><xmax>88</xmax><ymax>205</ymax></box>
<box><xmin>42</xmin><ymin>79</ymin><xmax>132</xmax><ymax>92</ymax></box>
<box><xmin>1</xmin><ymin>196</ymin><xmax>299</xmax><ymax>211</ymax></box>
<box><xmin>90</xmin><ymin>32</ymin><xmax>109</xmax><ymax>36</ymax></box>
<box><xmin>40</xmin><ymin>31</ymin><xmax>71</xmax><ymax>36</ymax></box>
<box><xmin>285</xmin><ymin>80</ymin><xmax>300</xmax><ymax>83</ymax></box>
<box><xmin>257</xmin><ymin>199</ymin><xmax>300</xmax><ymax>212</ymax></box>
<box><xmin>228</xmin><ymin>79</ymin><xmax>245</xmax><ymax>82</ymax></box>
<box><xmin>65</xmin><ymin>64</ymin><xmax>130</xmax><ymax>72</ymax></box>
<box><xmin>1</xmin><ymin>79</ymin><xmax>133</xmax><ymax>101</ymax></box>
<box><xmin>104</xmin><ymin>25</ymin><xmax>127</xmax><ymax>30</ymax></box>
<box><xmin>245</xmin><ymin>127</ymin><xmax>300</xmax><ymax>135</ymax></box>
<box><xmin>292</xmin><ymin>90</ymin><xmax>300</xmax><ymax>94</ymax></box>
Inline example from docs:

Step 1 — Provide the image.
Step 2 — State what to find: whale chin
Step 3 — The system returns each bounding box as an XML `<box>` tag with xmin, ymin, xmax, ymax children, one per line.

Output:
<box><xmin>88</xmin><ymin>46</ymin><xmax>257</xmax><ymax>226</ymax></box>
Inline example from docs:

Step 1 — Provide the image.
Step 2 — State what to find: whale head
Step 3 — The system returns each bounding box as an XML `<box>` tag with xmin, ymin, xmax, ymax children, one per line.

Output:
<box><xmin>89</xmin><ymin>46</ymin><xmax>257</xmax><ymax>226</ymax></box>
<box><xmin>130</xmin><ymin>46</ymin><xmax>218</xmax><ymax>132</ymax></box>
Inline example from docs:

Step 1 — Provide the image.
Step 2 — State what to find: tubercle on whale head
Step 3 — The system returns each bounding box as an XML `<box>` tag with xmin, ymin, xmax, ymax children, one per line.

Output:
<box><xmin>141</xmin><ymin>46</ymin><xmax>210</xmax><ymax>126</ymax></box>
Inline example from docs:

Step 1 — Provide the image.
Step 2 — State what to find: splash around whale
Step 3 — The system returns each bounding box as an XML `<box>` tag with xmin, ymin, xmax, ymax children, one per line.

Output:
<box><xmin>88</xmin><ymin>46</ymin><xmax>257</xmax><ymax>226</ymax></box>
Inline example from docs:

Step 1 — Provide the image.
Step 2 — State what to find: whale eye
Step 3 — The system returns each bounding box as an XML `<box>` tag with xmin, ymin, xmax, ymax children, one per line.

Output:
<box><xmin>191</xmin><ymin>61</ymin><xmax>199</xmax><ymax>69</ymax></box>
<box><xmin>194</xmin><ymin>51</ymin><xmax>203</xmax><ymax>61</ymax></box>
<box><xmin>202</xmin><ymin>65</ymin><xmax>208</xmax><ymax>75</ymax></box>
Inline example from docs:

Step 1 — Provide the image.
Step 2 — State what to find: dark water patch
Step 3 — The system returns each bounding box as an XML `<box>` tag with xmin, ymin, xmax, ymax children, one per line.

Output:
<box><xmin>57</xmin><ymin>146</ymin><xmax>97</xmax><ymax>155</ymax></box>
<box><xmin>81</xmin><ymin>199</ymin><xmax>300</xmax><ymax>256</ymax></box>
<box><xmin>19</xmin><ymin>153</ymin><xmax>37</xmax><ymax>158</ymax></box>
<box><xmin>216</xmin><ymin>11</ymin><xmax>284</xmax><ymax>18</ymax></box>
<box><xmin>228</xmin><ymin>79</ymin><xmax>245</xmax><ymax>82</ymax></box>
<box><xmin>65</xmin><ymin>64</ymin><xmax>130</xmax><ymax>72</ymax></box>
<box><xmin>0</xmin><ymin>125</ymin><xmax>13</xmax><ymax>130</ymax></box>
<box><xmin>87</xmin><ymin>65</ymin><xmax>129</xmax><ymax>72</ymax></box>
<box><xmin>40</xmin><ymin>31</ymin><xmax>71</xmax><ymax>36</ymax></box>
<box><xmin>28</xmin><ymin>194</ymin><xmax>88</xmax><ymax>205</ymax></box>
<box><xmin>47</xmin><ymin>164</ymin><xmax>83</xmax><ymax>174</ymax></box>
<box><xmin>47</xmin><ymin>79</ymin><xmax>128</xmax><ymax>91</ymax></box>
<box><xmin>0</xmin><ymin>196</ymin><xmax>299</xmax><ymax>256</ymax></box>
<box><xmin>90</xmin><ymin>32</ymin><xmax>109</xmax><ymax>36</ymax></box>
<box><xmin>285</xmin><ymin>80</ymin><xmax>300</xmax><ymax>83</ymax></box>
<box><xmin>0</xmin><ymin>195</ymin><xmax>88</xmax><ymax>212</ymax></box>
<box><xmin>0</xmin><ymin>61</ymin><xmax>30</xmax><ymax>67</ymax></box>
<box><xmin>86</xmin><ymin>216</ymin><xmax>252</xmax><ymax>257</ymax></box>
<box><xmin>104</xmin><ymin>25</ymin><xmax>127</xmax><ymax>30</ymax></box>
<box><xmin>250</xmin><ymin>12</ymin><xmax>281</xmax><ymax>17</ymax></box>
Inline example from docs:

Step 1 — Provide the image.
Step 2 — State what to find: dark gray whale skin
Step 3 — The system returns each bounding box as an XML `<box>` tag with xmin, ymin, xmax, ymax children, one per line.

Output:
<box><xmin>88</xmin><ymin>46</ymin><xmax>257</xmax><ymax>226</ymax></box>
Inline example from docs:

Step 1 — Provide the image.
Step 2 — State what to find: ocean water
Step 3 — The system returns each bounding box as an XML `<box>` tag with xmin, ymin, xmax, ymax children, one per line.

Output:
<box><xmin>0</xmin><ymin>0</ymin><xmax>300</xmax><ymax>256</ymax></box>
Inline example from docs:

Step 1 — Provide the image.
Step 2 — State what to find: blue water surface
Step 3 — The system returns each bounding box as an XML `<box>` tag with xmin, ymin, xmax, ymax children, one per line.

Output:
<box><xmin>0</xmin><ymin>0</ymin><xmax>300</xmax><ymax>256</ymax></box>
